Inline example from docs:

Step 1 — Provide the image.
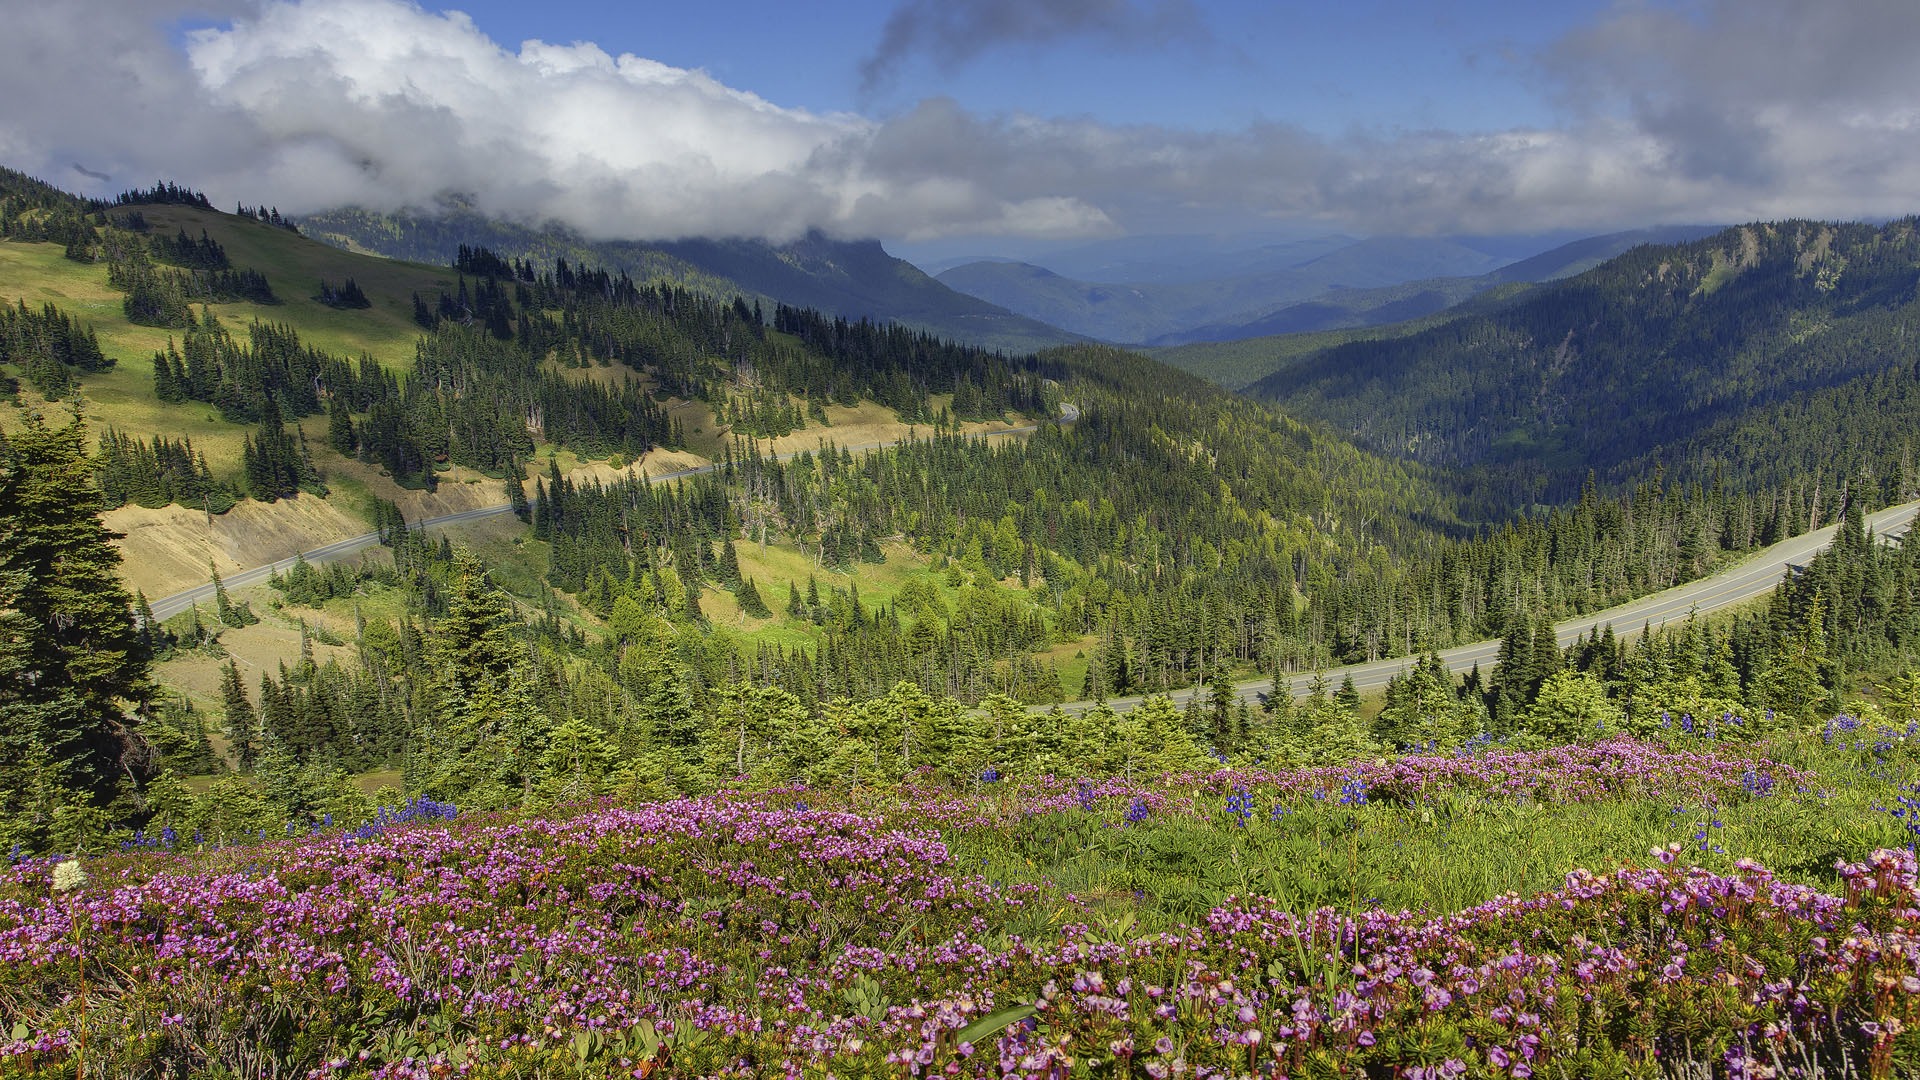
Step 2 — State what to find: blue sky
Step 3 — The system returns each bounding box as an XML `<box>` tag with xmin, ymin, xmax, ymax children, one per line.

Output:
<box><xmin>427</xmin><ymin>0</ymin><xmax>1596</xmax><ymax>135</ymax></box>
<box><xmin>5</xmin><ymin>0</ymin><xmax>1920</xmax><ymax>249</ymax></box>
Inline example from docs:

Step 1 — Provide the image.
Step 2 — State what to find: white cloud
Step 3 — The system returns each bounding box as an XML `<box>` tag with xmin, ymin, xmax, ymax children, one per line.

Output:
<box><xmin>2</xmin><ymin>0</ymin><xmax>1919</xmax><ymax>244</ymax></box>
<box><xmin>0</xmin><ymin>0</ymin><xmax>1114</xmax><ymax>242</ymax></box>
<box><xmin>181</xmin><ymin>0</ymin><xmax>861</xmax><ymax>239</ymax></box>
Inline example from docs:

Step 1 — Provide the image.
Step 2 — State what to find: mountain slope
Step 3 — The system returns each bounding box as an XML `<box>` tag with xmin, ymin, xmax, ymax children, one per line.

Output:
<box><xmin>1249</xmin><ymin>219</ymin><xmax>1920</xmax><ymax>501</ymax></box>
<box><xmin>936</xmin><ymin>236</ymin><xmax>1509</xmax><ymax>344</ymax></box>
<box><xmin>297</xmin><ymin>205</ymin><xmax>1078</xmax><ymax>354</ymax></box>
<box><xmin>932</xmin><ymin>259</ymin><xmax>1324</xmax><ymax>344</ymax></box>
<box><xmin>1151</xmin><ymin>226</ymin><xmax>1725</xmax><ymax>349</ymax></box>
<box><xmin>924</xmin><ymin>232</ymin><xmax>1359</xmax><ymax>284</ymax></box>
<box><xmin>1483</xmin><ymin>226</ymin><xmax>1722</xmax><ymax>285</ymax></box>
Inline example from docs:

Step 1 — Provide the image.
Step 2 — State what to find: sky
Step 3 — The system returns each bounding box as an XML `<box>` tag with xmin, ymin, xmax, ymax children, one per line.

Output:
<box><xmin>3</xmin><ymin>0</ymin><xmax>1920</xmax><ymax>256</ymax></box>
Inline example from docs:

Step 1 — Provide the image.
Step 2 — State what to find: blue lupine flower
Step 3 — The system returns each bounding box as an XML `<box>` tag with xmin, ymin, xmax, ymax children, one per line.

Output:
<box><xmin>1339</xmin><ymin>776</ymin><xmax>1369</xmax><ymax>808</ymax></box>
<box><xmin>1876</xmin><ymin>784</ymin><xmax>1920</xmax><ymax>852</ymax></box>
<box><xmin>1224</xmin><ymin>787</ymin><xmax>1254</xmax><ymax>828</ymax></box>
<box><xmin>1694</xmin><ymin>815</ymin><xmax>1726</xmax><ymax>854</ymax></box>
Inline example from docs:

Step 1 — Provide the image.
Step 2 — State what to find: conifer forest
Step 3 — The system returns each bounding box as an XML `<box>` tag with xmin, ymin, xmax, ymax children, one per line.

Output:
<box><xmin>3</xmin><ymin>155</ymin><xmax>1920</xmax><ymax>1079</ymax></box>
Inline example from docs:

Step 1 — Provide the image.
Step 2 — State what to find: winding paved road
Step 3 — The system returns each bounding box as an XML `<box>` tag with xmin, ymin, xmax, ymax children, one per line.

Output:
<box><xmin>1057</xmin><ymin>497</ymin><xmax>1920</xmax><ymax>714</ymax></box>
<box><xmin>146</xmin><ymin>414</ymin><xmax>1069</xmax><ymax>622</ymax></box>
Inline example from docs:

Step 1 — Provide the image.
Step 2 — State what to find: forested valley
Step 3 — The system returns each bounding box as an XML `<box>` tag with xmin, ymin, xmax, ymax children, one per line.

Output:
<box><xmin>8</xmin><ymin>159</ymin><xmax>1920</xmax><ymax>1079</ymax></box>
<box><xmin>0</xmin><ymin>167</ymin><xmax>1915</xmax><ymax>843</ymax></box>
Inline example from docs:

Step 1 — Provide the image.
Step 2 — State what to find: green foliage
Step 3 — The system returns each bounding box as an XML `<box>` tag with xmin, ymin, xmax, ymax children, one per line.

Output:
<box><xmin>240</xmin><ymin>397</ymin><xmax>324</xmax><ymax>500</ymax></box>
<box><xmin>219</xmin><ymin>660</ymin><xmax>258</xmax><ymax>773</ymax></box>
<box><xmin>141</xmin><ymin>695</ymin><xmax>220</xmax><ymax>774</ymax></box>
<box><xmin>1377</xmin><ymin>655</ymin><xmax>1481</xmax><ymax>750</ymax></box>
<box><xmin>0</xmin><ymin>414</ymin><xmax>152</xmax><ymax>825</ymax></box>
<box><xmin>315</xmin><ymin>276</ymin><xmax>370</xmax><ymax>309</ymax></box>
<box><xmin>407</xmin><ymin>549</ymin><xmax>549</xmax><ymax>803</ymax></box>
<box><xmin>1257</xmin><ymin>219</ymin><xmax>1920</xmax><ymax>505</ymax></box>
<box><xmin>1520</xmin><ymin>669</ymin><xmax>1622</xmax><ymax>745</ymax></box>
<box><xmin>97</xmin><ymin>428</ymin><xmax>235</xmax><ymax>511</ymax></box>
<box><xmin>1288</xmin><ymin>673</ymin><xmax>1376</xmax><ymax>764</ymax></box>
<box><xmin>209</xmin><ymin>563</ymin><xmax>258</xmax><ymax>628</ymax></box>
<box><xmin>733</xmin><ymin>576</ymin><xmax>770</xmax><ymax>619</ymax></box>
<box><xmin>150</xmin><ymin>226</ymin><xmax>228</xmax><ymax>271</ymax></box>
<box><xmin>0</xmin><ymin>298</ymin><xmax>110</xmax><ymax>398</ymax></box>
<box><xmin>537</xmin><ymin>716</ymin><xmax>616</xmax><ymax>803</ymax></box>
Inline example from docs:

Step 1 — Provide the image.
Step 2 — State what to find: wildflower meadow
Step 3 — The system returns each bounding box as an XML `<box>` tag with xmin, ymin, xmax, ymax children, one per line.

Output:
<box><xmin>3</xmin><ymin>732</ymin><xmax>1920</xmax><ymax>1079</ymax></box>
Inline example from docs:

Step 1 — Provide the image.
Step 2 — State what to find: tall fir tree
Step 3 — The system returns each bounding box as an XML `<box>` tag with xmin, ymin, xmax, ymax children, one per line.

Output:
<box><xmin>0</xmin><ymin>414</ymin><xmax>153</xmax><ymax>814</ymax></box>
<box><xmin>219</xmin><ymin>660</ymin><xmax>258</xmax><ymax>772</ymax></box>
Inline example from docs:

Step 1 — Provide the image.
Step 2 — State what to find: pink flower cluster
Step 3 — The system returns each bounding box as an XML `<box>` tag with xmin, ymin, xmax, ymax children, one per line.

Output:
<box><xmin>0</xmin><ymin>743</ymin><xmax>1905</xmax><ymax>1079</ymax></box>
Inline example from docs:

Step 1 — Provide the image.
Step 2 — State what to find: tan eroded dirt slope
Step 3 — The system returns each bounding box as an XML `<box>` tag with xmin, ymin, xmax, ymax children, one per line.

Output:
<box><xmin>105</xmin><ymin>496</ymin><xmax>371</xmax><ymax>600</ymax></box>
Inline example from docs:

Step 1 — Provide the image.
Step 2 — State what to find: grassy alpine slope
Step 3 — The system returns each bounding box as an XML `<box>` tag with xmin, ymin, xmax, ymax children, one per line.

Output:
<box><xmin>0</xmin><ymin>179</ymin><xmax>1078</xmax><ymax>678</ymax></box>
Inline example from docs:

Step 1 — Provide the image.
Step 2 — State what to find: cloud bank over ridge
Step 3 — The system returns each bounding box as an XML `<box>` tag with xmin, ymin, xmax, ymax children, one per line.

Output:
<box><xmin>3</xmin><ymin>0</ymin><xmax>1919</xmax><ymax>243</ymax></box>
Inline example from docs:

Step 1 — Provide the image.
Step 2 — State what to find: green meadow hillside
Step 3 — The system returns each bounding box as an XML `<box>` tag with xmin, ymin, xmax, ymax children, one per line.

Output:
<box><xmin>6</xmin><ymin>171</ymin><xmax>1920</xmax><ymax>909</ymax></box>
<box><xmin>6</xmin><ymin>174</ymin><xmax>1920</xmax><ymax>1080</ymax></box>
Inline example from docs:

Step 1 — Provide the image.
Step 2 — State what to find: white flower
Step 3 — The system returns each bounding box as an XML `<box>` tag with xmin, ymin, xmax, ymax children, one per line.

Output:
<box><xmin>52</xmin><ymin>859</ymin><xmax>88</xmax><ymax>893</ymax></box>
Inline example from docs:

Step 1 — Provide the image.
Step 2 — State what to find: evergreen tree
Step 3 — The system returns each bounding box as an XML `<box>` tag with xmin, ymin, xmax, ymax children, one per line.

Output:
<box><xmin>219</xmin><ymin>660</ymin><xmax>258</xmax><ymax>772</ymax></box>
<box><xmin>1530</xmin><ymin>620</ymin><xmax>1563</xmax><ymax>695</ymax></box>
<box><xmin>1334</xmin><ymin>675</ymin><xmax>1362</xmax><ymax>716</ymax></box>
<box><xmin>1132</xmin><ymin>695</ymin><xmax>1212</xmax><ymax>774</ymax></box>
<box><xmin>327</xmin><ymin>395</ymin><xmax>356</xmax><ymax>456</ymax></box>
<box><xmin>1375</xmin><ymin>655</ymin><xmax>1475</xmax><ymax>751</ymax></box>
<box><xmin>438</xmin><ymin>548</ymin><xmax>522</xmax><ymax>703</ymax></box>
<box><xmin>1490</xmin><ymin>612</ymin><xmax>1536</xmax><ymax>731</ymax></box>
<box><xmin>1294</xmin><ymin>672</ymin><xmax>1371</xmax><ymax>764</ymax></box>
<box><xmin>1755</xmin><ymin>591</ymin><xmax>1837</xmax><ymax>723</ymax></box>
<box><xmin>736</xmin><ymin>577</ymin><xmax>771</xmax><ymax>619</ymax></box>
<box><xmin>539</xmin><ymin>716</ymin><xmax>615</xmax><ymax>802</ymax></box>
<box><xmin>1520</xmin><ymin>670</ymin><xmax>1622</xmax><ymax>745</ymax></box>
<box><xmin>421</xmin><ymin>549</ymin><xmax>546</xmax><ymax>803</ymax></box>
<box><xmin>0</xmin><ymin>414</ymin><xmax>153</xmax><ymax>812</ymax></box>
<box><xmin>506</xmin><ymin>464</ymin><xmax>529</xmax><ymax>521</ymax></box>
<box><xmin>133</xmin><ymin>590</ymin><xmax>161</xmax><ymax>654</ymax></box>
<box><xmin>210</xmin><ymin>562</ymin><xmax>256</xmax><ymax>627</ymax></box>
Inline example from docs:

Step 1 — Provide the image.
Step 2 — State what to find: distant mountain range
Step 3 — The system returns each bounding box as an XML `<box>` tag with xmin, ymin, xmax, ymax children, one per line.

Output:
<box><xmin>1247</xmin><ymin>219</ymin><xmax>1920</xmax><ymax>501</ymax></box>
<box><xmin>296</xmin><ymin>203</ymin><xmax>1082</xmax><ymax>355</ymax></box>
<box><xmin>915</xmin><ymin>231</ymin><xmax>1362</xmax><ymax>283</ymax></box>
<box><xmin>297</xmin><ymin>202</ymin><xmax>1736</xmax><ymax>358</ymax></box>
<box><xmin>935</xmin><ymin>227</ymin><xmax>1720</xmax><ymax>345</ymax></box>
